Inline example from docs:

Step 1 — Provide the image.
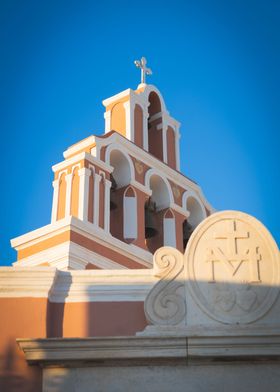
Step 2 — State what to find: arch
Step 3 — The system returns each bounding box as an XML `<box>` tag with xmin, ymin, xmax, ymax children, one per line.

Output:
<box><xmin>148</xmin><ymin>92</ymin><xmax>163</xmax><ymax>160</ymax></box>
<box><xmin>182</xmin><ymin>190</ymin><xmax>207</xmax><ymax>228</ymax></box>
<box><xmin>105</xmin><ymin>144</ymin><xmax>135</xmax><ymax>187</ymax></box>
<box><xmin>138</xmin><ymin>84</ymin><xmax>167</xmax><ymax>113</ymax></box>
<box><xmin>145</xmin><ymin>169</ymin><xmax>174</xmax><ymax>210</ymax></box>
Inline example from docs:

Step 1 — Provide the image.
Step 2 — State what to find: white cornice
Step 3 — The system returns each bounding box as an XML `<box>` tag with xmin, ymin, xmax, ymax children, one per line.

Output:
<box><xmin>0</xmin><ymin>266</ymin><xmax>155</xmax><ymax>302</ymax></box>
<box><xmin>11</xmin><ymin>217</ymin><xmax>153</xmax><ymax>269</ymax></box>
<box><xmin>0</xmin><ymin>267</ymin><xmax>57</xmax><ymax>298</ymax></box>
<box><xmin>63</xmin><ymin>136</ymin><xmax>96</xmax><ymax>159</ymax></box>
<box><xmin>52</xmin><ymin>152</ymin><xmax>113</xmax><ymax>174</ymax></box>
<box><xmin>102</xmin><ymin>88</ymin><xmax>132</xmax><ymax>107</ymax></box>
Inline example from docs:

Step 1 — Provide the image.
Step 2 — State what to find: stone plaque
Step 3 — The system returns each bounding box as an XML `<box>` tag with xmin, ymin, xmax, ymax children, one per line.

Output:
<box><xmin>185</xmin><ymin>211</ymin><xmax>280</xmax><ymax>324</ymax></box>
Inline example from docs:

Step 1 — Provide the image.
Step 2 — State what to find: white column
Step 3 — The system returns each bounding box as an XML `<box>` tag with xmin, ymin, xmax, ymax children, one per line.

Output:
<box><xmin>93</xmin><ymin>173</ymin><xmax>102</xmax><ymax>227</ymax></box>
<box><xmin>78</xmin><ymin>168</ymin><xmax>91</xmax><ymax>221</ymax></box>
<box><xmin>51</xmin><ymin>179</ymin><xmax>59</xmax><ymax>223</ymax></box>
<box><xmin>104</xmin><ymin>110</ymin><xmax>111</xmax><ymax>132</ymax></box>
<box><xmin>104</xmin><ymin>178</ymin><xmax>112</xmax><ymax>233</ymax></box>
<box><xmin>65</xmin><ymin>173</ymin><xmax>73</xmax><ymax>216</ymax></box>
<box><xmin>143</xmin><ymin>107</ymin><xmax>149</xmax><ymax>151</ymax></box>
<box><xmin>123</xmin><ymin>101</ymin><xmax>135</xmax><ymax>142</ymax></box>
<box><xmin>175</xmin><ymin>128</ymin><xmax>181</xmax><ymax>171</ymax></box>
<box><xmin>162</xmin><ymin>124</ymin><xmax>168</xmax><ymax>163</ymax></box>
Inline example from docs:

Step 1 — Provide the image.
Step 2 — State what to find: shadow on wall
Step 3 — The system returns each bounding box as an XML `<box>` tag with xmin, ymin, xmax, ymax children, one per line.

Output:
<box><xmin>46</xmin><ymin>272</ymin><xmax>73</xmax><ymax>338</ymax></box>
<box><xmin>0</xmin><ymin>339</ymin><xmax>41</xmax><ymax>392</ymax></box>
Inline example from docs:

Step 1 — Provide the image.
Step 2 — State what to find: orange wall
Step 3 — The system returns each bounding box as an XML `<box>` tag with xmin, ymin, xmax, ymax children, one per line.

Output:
<box><xmin>0</xmin><ymin>296</ymin><xmax>148</xmax><ymax>390</ymax></box>
<box><xmin>0</xmin><ymin>298</ymin><xmax>47</xmax><ymax>392</ymax></box>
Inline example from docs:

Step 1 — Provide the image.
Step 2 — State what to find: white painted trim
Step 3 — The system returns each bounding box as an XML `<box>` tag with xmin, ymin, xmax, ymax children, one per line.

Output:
<box><xmin>174</xmin><ymin>126</ymin><xmax>181</xmax><ymax>171</ymax></box>
<box><xmin>170</xmin><ymin>203</ymin><xmax>190</xmax><ymax>218</ymax></box>
<box><xmin>144</xmin><ymin>168</ymin><xmax>175</xmax><ymax>206</ymax></box>
<box><xmin>95</xmin><ymin>132</ymin><xmax>215</xmax><ymax>213</ymax></box>
<box><xmin>162</xmin><ymin>124</ymin><xmax>168</xmax><ymax>164</ymax></box>
<box><xmin>104</xmin><ymin>110</ymin><xmax>111</xmax><ymax>132</ymax></box>
<box><xmin>52</xmin><ymin>152</ymin><xmax>113</xmax><ymax>175</ymax></box>
<box><xmin>104</xmin><ymin>143</ymin><xmax>135</xmax><ymax>182</ymax></box>
<box><xmin>123</xmin><ymin>100</ymin><xmax>135</xmax><ymax>142</ymax></box>
<box><xmin>51</xmin><ymin>180</ymin><xmax>59</xmax><ymax>223</ymax></box>
<box><xmin>130</xmin><ymin>180</ymin><xmax>152</xmax><ymax>196</ymax></box>
<box><xmin>182</xmin><ymin>189</ymin><xmax>207</xmax><ymax>219</ymax></box>
<box><xmin>65</xmin><ymin>173</ymin><xmax>73</xmax><ymax>216</ymax></box>
<box><xmin>104</xmin><ymin>178</ymin><xmax>111</xmax><ymax>233</ymax></box>
<box><xmin>93</xmin><ymin>173</ymin><xmax>101</xmax><ymax>227</ymax></box>
<box><xmin>63</xmin><ymin>136</ymin><xmax>96</xmax><ymax>159</ymax></box>
<box><xmin>142</xmin><ymin>106</ymin><xmax>149</xmax><ymax>151</ymax></box>
<box><xmin>78</xmin><ymin>168</ymin><xmax>91</xmax><ymax>221</ymax></box>
<box><xmin>0</xmin><ymin>267</ymin><xmax>57</xmax><ymax>298</ymax></box>
<box><xmin>11</xmin><ymin>216</ymin><xmax>153</xmax><ymax>269</ymax></box>
<box><xmin>0</xmin><ymin>266</ymin><xmax>155</xmax><ymax>302</ymax></box>
<box><xmin>102</xmin><ymin>88</ymin><xmax>132</xmax><ymax>107</ymax></box>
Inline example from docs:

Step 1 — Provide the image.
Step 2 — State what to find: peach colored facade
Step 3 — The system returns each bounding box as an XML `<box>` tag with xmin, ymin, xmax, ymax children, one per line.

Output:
<box><xmin>0</xmin><ymin>82</ymin><xmax>214</xmax><ymax>391</ymax></box>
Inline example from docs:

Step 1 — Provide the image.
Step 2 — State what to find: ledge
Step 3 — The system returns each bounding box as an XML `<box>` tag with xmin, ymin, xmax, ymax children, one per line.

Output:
<box><xmin>17</xmin><ymin>334</ymin><xmax>280</xmax><ymax>367</ymax></box>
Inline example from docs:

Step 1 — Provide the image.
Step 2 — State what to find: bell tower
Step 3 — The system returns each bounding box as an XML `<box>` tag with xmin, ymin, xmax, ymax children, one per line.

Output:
<box><xmin>11</xmin><ymin>58</ymin><xmax>213</xmax><ymax>270</ymax></box>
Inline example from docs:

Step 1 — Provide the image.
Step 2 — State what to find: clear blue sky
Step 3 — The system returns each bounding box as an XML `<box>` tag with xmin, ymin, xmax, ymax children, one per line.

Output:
<box><xmin>1</xmin><ymin>0</ymin><xmax>279</xmax><ymax>266</ymax></box>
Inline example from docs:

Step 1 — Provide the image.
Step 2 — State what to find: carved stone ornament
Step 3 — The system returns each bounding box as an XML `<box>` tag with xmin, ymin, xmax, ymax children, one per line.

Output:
<box><xmin>134</xmin><ymin>160</ymin><xmax>144</xmax><ymax>175</ymax></box>
<box><xmin>144</xmin><ymin>247</ymin><xmax>186</xmax><ymax>326</ymax></box>
<box><xmin>185</xmin><ymin>210</ymin><xmax>280</xmax><ymax>324</ymax></box>
<box><xmin>172</xmin><ymin>185</ymin><xmax>181</xmax><ymax>200</ymax></box>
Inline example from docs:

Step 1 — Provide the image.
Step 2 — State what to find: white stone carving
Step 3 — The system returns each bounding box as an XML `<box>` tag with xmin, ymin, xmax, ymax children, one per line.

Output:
<box><xmin>144</xmin><ymin>247</ymin><xmax>186</xmax><ymax>326</ymax></box>
<box><xmin>185</xmin><ymin>210</ymin><xmax>280</xmax><ymax>324</ymax></box>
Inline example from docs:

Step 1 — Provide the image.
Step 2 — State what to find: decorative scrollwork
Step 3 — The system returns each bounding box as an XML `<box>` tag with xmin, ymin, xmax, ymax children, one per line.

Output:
<box><xmin>144</xmin><ymin>247</ymin><xmax>186</xmax><ymax>326</ymax></box>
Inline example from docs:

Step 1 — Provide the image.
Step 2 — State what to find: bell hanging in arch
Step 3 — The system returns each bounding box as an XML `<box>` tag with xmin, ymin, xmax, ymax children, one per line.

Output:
<box><xmin>183</xmin><ymin>220</ymin><xmax>193</xmax><ymax>248</ymax></box>
<box><xmin>145</xmin><ymin>198</ymin><xmax>158</xmax><ymax>239</ymax></box>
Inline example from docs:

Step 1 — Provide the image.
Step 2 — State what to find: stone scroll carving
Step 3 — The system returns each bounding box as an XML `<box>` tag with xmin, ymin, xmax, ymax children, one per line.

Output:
<box><xmin>144</xmin><ymin>247</ymin><xmax>186</xmax><ymax>326</ymax></box>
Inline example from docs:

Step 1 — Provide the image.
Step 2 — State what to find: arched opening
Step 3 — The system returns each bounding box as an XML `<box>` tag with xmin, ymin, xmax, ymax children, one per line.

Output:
<box><xmin>148</xmin><ymin>92</ymin><xmax>163</xmax><ymax>160</ymax></box>
<box><xmin>145</xmin><ymin>174</ymin><xmax>171</xmax><ymax>253</ymax></box>
<box><xmin>134</xmin><ymin>104</ymin><xmax>143</xmax><ymax>148</ymax></box>
<box><xmin>183</xmin><ymin>196</ymin><xmax>206</xmax><ymax>248</ymax></box>
<box><xmin>109</xmin><ymin>150</ymin><xmax>132</xmax><ymax>241</ymax></box>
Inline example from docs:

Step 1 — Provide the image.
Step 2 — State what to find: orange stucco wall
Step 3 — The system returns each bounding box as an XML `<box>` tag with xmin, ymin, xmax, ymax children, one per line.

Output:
<box><xmin>0</xmin><ymin>296</ymin><xmax>147</xmax><ymax>391</ymax></box>
<box><xmin>110</xmin><ymin>100</ymin><xmax>126</xmax><ymax>137</ymax></box>
<box><xmin>0</xmin><ymin>298</ymin><xmax>47</xmax><ymax>392</ymax></box>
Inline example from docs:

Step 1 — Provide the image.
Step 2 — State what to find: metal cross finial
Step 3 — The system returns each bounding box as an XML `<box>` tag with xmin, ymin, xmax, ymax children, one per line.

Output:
<box><xmin>134</xmin><ymin>57</ymin><xmax>152</xmax><ymax>84</ymax></box>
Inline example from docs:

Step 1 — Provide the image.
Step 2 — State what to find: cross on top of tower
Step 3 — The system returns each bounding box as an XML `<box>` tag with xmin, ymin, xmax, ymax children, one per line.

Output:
<box><xmin>134</xmin><ymin>57</ymin><xmax>152</xmax><ymax>84</ymax></box>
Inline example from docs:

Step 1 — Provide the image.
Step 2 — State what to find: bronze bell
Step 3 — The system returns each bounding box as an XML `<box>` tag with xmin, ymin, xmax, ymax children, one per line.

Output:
<box><xmin>183</xmin><ymin>220</ymin><xmax>193</xmax><ymax>248</ymax></box>
<box><xmin>145</xmin><ymin>198</ymin><xmax>158</xmax><ymax>238</ymax></box>
<box><xmin>110</xmin><ymin>174</ymin><xmax>117</xmax><ymax>210</ymax></box>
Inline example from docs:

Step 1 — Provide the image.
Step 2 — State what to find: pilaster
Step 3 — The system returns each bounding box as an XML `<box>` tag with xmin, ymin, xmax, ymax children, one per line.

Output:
<box><xmin>51</xmin><ymin>179</ymin><xmax>60</xmax><ymax>223</ymax></box>
<box><xmin>78</xmin><ymin>168</ymin><xmax>91</xmax><ymax>221</ymax></box>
